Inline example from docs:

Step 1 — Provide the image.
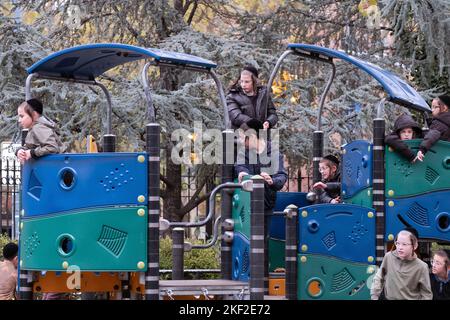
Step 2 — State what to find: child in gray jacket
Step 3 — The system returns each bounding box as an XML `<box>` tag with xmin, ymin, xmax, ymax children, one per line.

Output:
<box><xmin>16</xmin><ymin>98</ymin><xmax>63</xmax><ymax>163</ymax></box>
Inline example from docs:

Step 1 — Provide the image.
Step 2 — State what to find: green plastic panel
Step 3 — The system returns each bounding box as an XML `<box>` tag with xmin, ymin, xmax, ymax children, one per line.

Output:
<box><xmin>20</xmin><ymin>206</ymin><xmax>147</xmax><ymax>271</ymax></box>
<box><xmin>269</xmin><ymin>238</ymin><xmax>285</xmax><ymax>272</ymax></box>
<box><xmin>298</xmin><ymin>254</ymin><xmax>373</xmax><ymax>300</ymax></box>
<box><xmin>343</xmin><ymin>187</ymin><xmax>372</xmax><ymax>208</ymax></box>
<box><xmin>231</xmin><ymin>187</ymin><xmax>251</xmax><ymax>238</ymax></box>
<box><xmin>385</xmin><ymin>139</ymin><xmax>450</xmax><ymax>197</ymax></box>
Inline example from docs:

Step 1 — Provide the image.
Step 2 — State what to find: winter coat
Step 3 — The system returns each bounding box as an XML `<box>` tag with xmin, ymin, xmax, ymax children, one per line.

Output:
<box><xmin>371</xmin><ymin>250</ymin><xmax>432</xmax><ymax>300</ymax></box>
<box><xmin>430</xmin><ymin>272</ymin><xmax>450</xmax><ymax>300</ymax></box>
<box><xmin>419</xmin><ymin>111</ymin><xmax>450</xmax><ymax>154</ymax></box>
<box><xmin>226</xmin><ymin>85</ymin><xmax>278</xmax><ymax>130</ymax></box>
<box><xmin>18</xmin><ymin>116</ymin><xmax>64</xmax><ymax>158</ymax></box>
<box><xmin>234</xmin><ymin>142</ymin><xmax>287</xmax><ymax>211</ymax></box>
<box><xmin>316</xmin><ymin>171</ymin><xmax>341</xmax><ymax>204</ymax></box>
<box><xmin>385</xmin><ymin>114</ymin><xmax>422</xmax><ymax>162</ymax></box>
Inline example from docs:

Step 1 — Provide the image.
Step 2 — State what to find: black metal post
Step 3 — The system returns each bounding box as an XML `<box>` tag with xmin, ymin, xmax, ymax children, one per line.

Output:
<box><xmin>221</xmin><ymin>129</ymin><xmax>234</xmax><ymax>280</ymax></box>
<box><xmin>120</xmin><ymin>272</ymin><xmax>130</xmax><ymax>300</ymax></box>
<box><xmin>285</xmin><ymin>204</ymin><xmax>298</xmax><ymax>300</ymax></box>
<box><xmin>19</xmin><ymin>129</ymin><xmax>32</xmax><ymax>300</ymax></box>
<box><xmin>373</xmin><ymin>118</ymin><xmax>385</xmax><ymax>266</ymax></box>
<box><xmin>250</xmin><ymin>175</ymin><xmax>265</xmax><ymax>300</ymax></box>
<box><xmin>172</xmin><ymin>228</ymin><xmax>185</xmax><ymax>280</ymax></box>
<box><xmin>102</xmin><ymin>134</ymin><xmax>116</xmax><ymax>152</ymax></box>
<box><xmin>145</xmin><ymin>123</ymin><xmax>160</xmax><ymax>300</ymax></box>
<box><xmin>312</xmin><ymin>131</ymin><xmax>323</xmax><ymax>183</ymax></box>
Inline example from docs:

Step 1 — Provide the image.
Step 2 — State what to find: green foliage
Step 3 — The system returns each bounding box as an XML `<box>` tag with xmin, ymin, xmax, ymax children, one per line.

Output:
<box><xmin>159</xmin><ymin>236</ymin><xmax>220</xmax><ymax>279</ymax></box>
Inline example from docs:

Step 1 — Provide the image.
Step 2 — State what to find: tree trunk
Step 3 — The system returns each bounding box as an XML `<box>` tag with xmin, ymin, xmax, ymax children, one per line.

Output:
<box><xmin>163</xmin><ymin>145</ymin><xmax>183</xmax><ymax>222</ymax></box>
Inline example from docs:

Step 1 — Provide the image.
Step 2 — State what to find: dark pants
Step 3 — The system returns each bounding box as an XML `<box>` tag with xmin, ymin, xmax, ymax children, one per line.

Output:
<box><xmin>264</xmin><ymin>209</ymin><xmax>273</xmax><ymax>295</ymax></box>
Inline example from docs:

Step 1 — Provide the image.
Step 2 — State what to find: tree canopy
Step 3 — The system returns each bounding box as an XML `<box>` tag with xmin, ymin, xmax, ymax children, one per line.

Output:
<box><xmin>1</xmin><ymin>0</ymin><xmax>449</xmax><ymax>220</ymax></box>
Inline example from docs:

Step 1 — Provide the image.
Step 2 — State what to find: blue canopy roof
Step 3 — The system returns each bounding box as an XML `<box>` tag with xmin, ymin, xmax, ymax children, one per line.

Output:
<box><xmin>287</xmin><ymin>44</ymin><xmax>430</xmax><ymax>112</ymax></box>
<box><xmin>27</xmin><ymin>43</ymin><xmax>217</xmax><ymax>81</ymax></box>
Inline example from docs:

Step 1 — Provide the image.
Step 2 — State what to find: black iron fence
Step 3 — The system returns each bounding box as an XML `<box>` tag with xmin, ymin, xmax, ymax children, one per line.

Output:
<box><xmin>0</xmin><ymin>158</ymin><xmax>21</xmax><ymax>238</ymax></box>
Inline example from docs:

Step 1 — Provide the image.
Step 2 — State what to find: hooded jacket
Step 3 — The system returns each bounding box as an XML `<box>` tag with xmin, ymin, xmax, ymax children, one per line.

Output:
<box><xmin>21</xmin><ymin>116</ymin><xmax>64</xmax><ymax>158</ymax></box>
<box><xmin>371</xmin><ymin>250</ymin><xmax>432</xmax><ymax>300</ymax></box>
<box><xmin>385</xmin><ymin>114</ymin><xmax>422</xmax><ymax>161</ymax></box>
<box><xmin>419</xmin><ymin>111</ymin><xmax>450</xmax><ymax>154</ymax></box>
<box><xmin>226</xmin><ymin>85</ymin><xmax>278</xmax><ymax>130</ymax></box>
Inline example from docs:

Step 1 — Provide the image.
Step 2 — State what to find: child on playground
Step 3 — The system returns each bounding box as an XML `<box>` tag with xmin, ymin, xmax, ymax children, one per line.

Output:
<box><xmin>312</xmin><ymin>154</ymin><xmax>341</xmax><ymax>204</ymax></box>
<box><xmin>370</xmin><ymin>228</ymin><xmax>432</xmax><ymax>300</ymax></box>
<box><xmin>415</xmin><ymin>94</ymin><xmax>450</xmax><ymax>162</ymax></box>
<box><xmin>430</xmin><ymin>249</ymin><xmax>450</xmax><ymax>300</ymax></box>
<box><xmin>16</xmin><ymin>98</ymin><xmax>64</xmax><ymax>163</ymax></box>
<box><xmin>384</xmin><ymin>114</ymin><xmax>422</xmax><ymax>162</ymax></box>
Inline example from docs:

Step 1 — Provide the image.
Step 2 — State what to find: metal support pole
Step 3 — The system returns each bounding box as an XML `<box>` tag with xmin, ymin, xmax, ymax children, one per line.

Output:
<box><xmin>145</xmin><ymin>123</ymin><xmax>160</xmax><ymax>300</ymax></box>
<box><xmin>313</xmin><ymin>131</ymin><xmax>324</xmax><ymax>184</ymax></box>
<box><xmin>120</xmin><ymin>272</ymin><xmax>130</xmax><ymax>300</ymax></box>
<box><xmin>373</xmin><ymin>101</ymin><xmax>386</xmax><ymax>266</ymax></box>
<box><xmin>19</xmin><ymin>128</ymin><xmax>32</xmax><ymax>300</ymax></box>
<box><xmin>285</xmin><ymin>204</ymin><xmax>298</xmax><ymax>300</ymax></box>
<box><xmin>221</xmin><ymin>129</ymin><xmax>234</xmax><ymax>279</ymax></box>
<box><xmin>210</xmin><ymin>71</ymin><xmax>230</xmax><ymax>129</ymax></box>
<box><xmin>172</xmin><ymin>228</ymin><xmax>185</xmax><ymax>280</ymax></box>
<box><xmin>141</xmin><ymin>62</ymin><xmax>156</xmax><ymax>123</ymax></box>
<box><xmin>102</xmin><ymin>134</ymin><xmax>116</xmax><ymax>152</ymax></box>
<box><xmin>250</xmin><ymin>175</ymin><xmax>265</xmax><ymax>300</ymax></box>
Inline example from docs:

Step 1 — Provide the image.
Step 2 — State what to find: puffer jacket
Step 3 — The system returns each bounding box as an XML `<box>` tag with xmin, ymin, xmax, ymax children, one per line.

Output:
<box><xmin>226</xmin><ymin>85</ymin><xmax>278</xmax><ymax>130</ymax></box>
<box><xmin>419</xmin><ymin>111</ymin><xmax>450</xmax><ymax>154</ymax></box>
<box><xmin>19</xmin><ymin>116</ymin><xmax>64</xmax><ymax>158</ymax></box>
<box><xmin>385</xmin><ymin>114</ymin><xmax>422</xmax><ymax>161</ymax></box>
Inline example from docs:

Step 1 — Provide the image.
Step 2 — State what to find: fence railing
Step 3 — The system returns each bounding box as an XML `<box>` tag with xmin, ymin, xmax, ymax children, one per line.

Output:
<box><xmin>0</xmin><ymin>158</ymin><xmax>21</xmax><ymax>238</ymax></box>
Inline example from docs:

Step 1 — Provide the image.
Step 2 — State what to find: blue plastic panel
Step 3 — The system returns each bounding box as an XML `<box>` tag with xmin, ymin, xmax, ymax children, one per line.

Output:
<box><xmin>22</xmin><ymin>153</ymin><xmax>148</xmax><ymax>217</ymax></box>
<box><xmin>270</xmin><ymin>192</ymin><xmax>308</xmax><ymax>240</ymax></box>
<box><xmin>28</xmin><ymin>43</ymin><xmax>217</xmax><ymax>80</ymax></box>
<box><xmin>385</xmin><ymin>190</ymin><xmax>450</xmax><ymax>242</ymax></box>
<box><xmin>298</xmin><ymin>204</ymin><xmax>376</xmax><ymax>264</ymax></box>
<box><xmin>231</xmin><ymin>232</ymin><xmax>249</xmax><ymax>281</ymax></box>
<box><xmin>287</xmin><ymin>44</ymin><xmax>430</xmax><ymax>112</ymax></box>
<box><xmin>341</xmin><ymin>140</ymin><xmax>373</xmax><ymax>199</ymax></box>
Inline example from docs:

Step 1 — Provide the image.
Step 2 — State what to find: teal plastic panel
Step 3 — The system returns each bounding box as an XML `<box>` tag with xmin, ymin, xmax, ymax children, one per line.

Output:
<box><xmin>298</xmin><ymin>254</ymin><xmax>373</xmax><ymax>300</ymax></box>
<box><xmin>385</xmin><ymin>140</ymin><xmax>450</xmax><ymax>197</ymax></box>
<box><xmin>20</xmin><ymin>206</ymin><xmax>147</xmax><ymax>271</ymax></box>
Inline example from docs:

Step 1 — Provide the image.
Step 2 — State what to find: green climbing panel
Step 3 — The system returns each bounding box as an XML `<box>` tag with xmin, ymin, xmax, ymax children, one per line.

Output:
<box><xmin>344</xmin><ymin>187</ymin><xmax>372</xmax><ymax>208</ymax></box>
<box><xmin>231</xmin><ymin>187</ymin><xmax>251</xmax><ymax>238</ymax></box>
<box><xmin>269</xmin><ymin>238</ymin><xmax>285</xmax><ymax>272</ymax></box>
<box><xmin>20</xmin><ymin>206</ymin><xmax>147</xmax><ymax>271</ymax></box>
<box><xmin>298</xmin><ymin>254</ymin><xmax>374</xmax><ymax>300</ymax></box>
<box><xmin>385</xmin><ymin>139</ymin><xmax>450</xmax><ymax>197</ymax></box>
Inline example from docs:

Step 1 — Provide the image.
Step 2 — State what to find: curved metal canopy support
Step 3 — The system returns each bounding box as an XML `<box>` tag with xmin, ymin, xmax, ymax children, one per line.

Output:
<box><xmin>210</xmin><ymin>70</ymin><xmax>230</xmax><ymax>129</ymax></box>
<box><xmin>317</xmin><ymin>61</ymin><xmax>336</xmax><ymax>131</ymax></box>
<box><xmin>25</xmin><ymin>73</ymin><xmax>38</xmax><ymax>101</ymax></box>
<box><xmin>141</xmin><ymin>62</ymin><xmax>156</xmax><ymax>123</ymax></box>
<box><xmin>95</xmin><ymin>82</ymin><xmax>113</xmax><ymax>135</ymax></box>
<box><xmin>266</xmin><ymin>50</ymin><xmax>294</xmax><ymax>119</ymax></box>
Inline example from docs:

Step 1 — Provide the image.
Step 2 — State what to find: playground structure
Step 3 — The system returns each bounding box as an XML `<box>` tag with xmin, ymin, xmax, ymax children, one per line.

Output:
<box><xmin>17</xmin><ymin>43</ymin><xmax>449</xmax><ymax>300</ymax></box>
<box><xmin>231</xmin><ymin>44</ymin><xmax>449</xmax><ymax>299</ymax></box>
